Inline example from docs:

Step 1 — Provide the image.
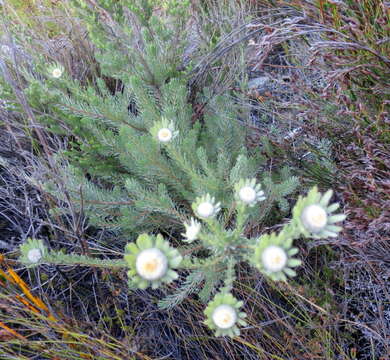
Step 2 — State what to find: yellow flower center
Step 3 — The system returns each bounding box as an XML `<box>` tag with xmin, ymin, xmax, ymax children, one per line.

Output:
<box><xmin>310</xmin><ymin>211</ymin><xmax>327</xmax><ymax>226</ymax></box>
<box><xmin>141</xmin><ymin>259</ymin><xmax>159</xmax><ymax>273</ymax></box>
<box><xmin>272</xmin><ymin>254</ymin><xmax>282</xmax><ymax>265</ymax></box>
<box><xmin>221</xmin><ymin>313</ymin><xmax>232</xmax><ymax>325</ymax></box>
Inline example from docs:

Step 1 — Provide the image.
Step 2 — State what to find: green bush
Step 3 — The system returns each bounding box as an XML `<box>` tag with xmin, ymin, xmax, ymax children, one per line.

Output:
<box><xmin>3</xmin><ymin>0</ymin><xmax>347</xmax><ymax>341</ymax></box>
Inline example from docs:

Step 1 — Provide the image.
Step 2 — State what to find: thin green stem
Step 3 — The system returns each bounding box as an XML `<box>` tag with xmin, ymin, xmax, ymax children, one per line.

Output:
<box><xmin>43</xmin><ymin>253</ymin><xmax>127</xmax><ymax>269</ymax></box>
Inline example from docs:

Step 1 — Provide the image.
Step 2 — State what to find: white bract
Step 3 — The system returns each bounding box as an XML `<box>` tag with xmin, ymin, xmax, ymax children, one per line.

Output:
<box><xmin>157</xmin><ymin>128</ymin><xmax>173</xmax><ymax>142</ymax></box>
<box><xmin>261</xmin><ymin>245</ymin><xmax>287</xmax><ymax>272</ymax></box>
<box><xmin>301</xmin><ymin>204</ymin><xmax>328</xmax><ymax>233</ymax></box>
<box><xmin>197</xmin><ymin>202</ymin><xmax>215</xmax><ymax>218</ymax></box>
<box><xmin>182</xmin><ymin>218</ymin><xmax>201</xmax><ymax>242</ymax></box>
<box><xmin>212</xmin><ymin>304</ymin><xmax>237</xmax><ymax>329</ymax></box>
<box><xmin>235</xmin><ymin>179</ymin><xmax>265</xmax><ymax>207</ymax></box>
<box><xmin>27</xmin><ymin>248</ymin><xmax>42</xmax><ymax>263</ymax></box>
<box><xmin>135</xmin><ymin>248</ymin><xmax>168</xmax><ymax>281</ymax></box>
<box><xmin>1</xmin><ymin>45</ymin><xmax>11</xmax><ymax>56</ymax></box>
<box><xmin>193</xmin><ymin>195</ymin><xmax>220</xmax><ymax>219</ymax></box>
<box><xmin>239</xmin><ymin>186</ymin><xmax>257</xmax><ymax>204</ymax></box>
<box><xmin>51</xmin><ymin>68</ymin><xmax>63</xmax><ymax>78</ymax></box>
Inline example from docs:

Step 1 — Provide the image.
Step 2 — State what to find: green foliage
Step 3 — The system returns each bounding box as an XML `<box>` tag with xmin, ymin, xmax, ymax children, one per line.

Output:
<box><xmin>1</xmin><ymin>0</ymin><xmax>65</xmax><ymax>38</ymax></box>
<box><xmin>157</xmin><ymin>270</ymin><xmax>204</xmax><ymax>310</ymax></box>
<box><xmin>20</xmin><ymin>238</ymin><xmax>127</xmax><ymax>269</ymax></box>
<box><xmin>198</xmin><ymin>264</ymin><xmax>221</xmax><ymax>303</ymax></box>
<box><xmin>10</xmin><ymin>0</ymin><xmax>301</xmax><ymax>238</ymax></box>
<box><xmin>300</xmin><ymin>138</ymin><xmax>338</xmax><ymax>188</ymax></box>
<box><xmin>4</xmin><ymin>0</ymin><xmax>350</xmax><ymax>341</ymax></box>
<box><xmin>19</xmin><ymin>186</ymin><xmax>346</xmax><ymax>337</ymax></box>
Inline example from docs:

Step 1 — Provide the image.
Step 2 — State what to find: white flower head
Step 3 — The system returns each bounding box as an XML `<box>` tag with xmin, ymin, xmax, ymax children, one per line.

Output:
<box><xmin>47</xmin><ymin>63</ymin><xmax>65</xmax><ymax>79</ymax></box>
<box><xmin>235</xmin><ymin>179</ymin><xmax>265</xmax><ymax>207</ymax></box>
<box><xmin>239</xmin><ymin>186</ymin><xmax>256</xmax><ymax>203</ymax></box>
<box><xmin>261</xmin><ymin>245</ymin><xmax>287</xmax><ymax>272</ymax></box>
<box><xmin>20</xmin><ymin>238</ymin><xmax>47</xmax><ymax>267</ymax></box>
<box><xmin>135</xmin><ymin>248</ymin><xmax>168</xmax><ymax>281</ymax></box>
<box><xmin>193</xmin><ymin>194</ymin><xmax>221</xmax><ymax>219</ymax></box>
<box><xmin>197</xmin><ymin>202</ymin><xmax>214</xmax><ymax>217</ymax></box>
<box><xmin>293</xmin><ymin>187</ymin><xmax>346</xmax><ymax>239</ymax></box>
<box><xmin>212</xmin><ymin>304</ymin><xmax>237</xmax><ymax>329</ymax></box>
<box><xmin>125</xmin><ymin>234</ymin><xmax>182</xmax><ymax>289</ymax></box>
<box><xmin>27</xmin><ymin>248</ymin><xmax>42</xmax><ymax>263</ymax></box>
<box><xmin>1</xmin><ymin>45</ymin><xmax>11</xmax><ymax>56</ymax></box>
<box><xmin>301</xmin><ymin>204</ymin><xmax>328</xmax><ymax>233</ymax></box>
<box><xmin>253</xmin><ymin>232</ymin><xmax>301</xmax><ymax>281</ymax></box>
<box><xmin>205</xmin><ymin>292</ymin><xmax>247</xmax><ymax>337</ymax></box>
<box><xmin>181</xmin><ymin>217</ymin><xmax>201</xmax><ymax>243</ymax></box>
<box><xmin>151</xmin><ymin>118</ymin><xmax>178</xmax><ymax>144</ymax></box>
<box><xmin>51</xmin><ymin>68</ymin><xmax>63</xmax><ymax>78</ymax></box>
<box><xmin>157</xmin><ymin>128</ymin><xmax>173</xmax><ymax>142</ymax></box>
